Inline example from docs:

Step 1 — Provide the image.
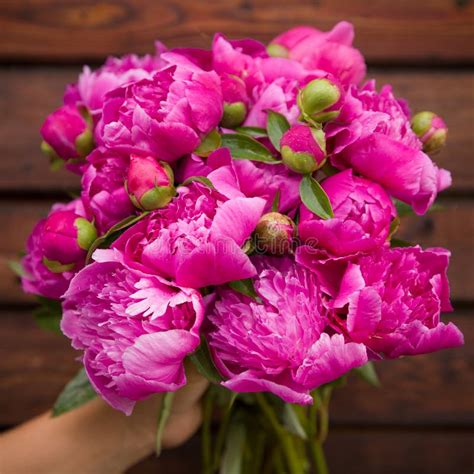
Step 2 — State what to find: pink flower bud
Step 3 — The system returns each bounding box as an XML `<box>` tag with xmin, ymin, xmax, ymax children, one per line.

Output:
<box><xmin>255</xmin><ymin>212</ymin><xmax>295</xmax><ymax>255</ymax></box>
<box><xmin>280</xmin><ymin>124</ymin><xmax>326</xmax><ymax>174</ymax></box>
<box><xmin>411</xmin><ymin>111</ymin><xmax>448</xmax><ymax>154</ymax></box>
<box><xmin>220</xmin><ymin>74</ymin><xmax>249</xmax><ymax>128</ymax></box>
<box><xmin>41</xmin><ymin>210</ymin><xmax>97</xmax><ymax>272</ymax></box>
<box><xmin>298</xmin><ymin>77</ymin><xmax>343</xmax><ymax>122</ymax></box>
<box><xmin>40</xmin><ymin>105</ymin><xmax>93</xmax><ymax>162</ymax></box>
<box><xmin>126</xmin><ymin>155</ymin><xmax>175</xmax><ymax>211</ymax></box>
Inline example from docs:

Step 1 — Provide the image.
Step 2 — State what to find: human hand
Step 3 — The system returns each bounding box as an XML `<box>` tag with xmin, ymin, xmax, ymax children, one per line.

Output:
<box><xmin>0</xmin><ymin>363</ymin><xmax>209</xmax><ymax>474</ymax></box>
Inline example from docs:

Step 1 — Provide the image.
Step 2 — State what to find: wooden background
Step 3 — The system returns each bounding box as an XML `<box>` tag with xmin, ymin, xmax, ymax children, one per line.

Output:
<box><xmin>1</xmin><ymin>1</ymin><xmax>473</xmax><ymax>472</ymax></box>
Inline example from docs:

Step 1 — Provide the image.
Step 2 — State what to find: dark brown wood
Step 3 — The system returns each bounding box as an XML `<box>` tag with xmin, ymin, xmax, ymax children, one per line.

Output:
<box><xmin>129</xmin><ymin>430</ymin><xmax>473</xmax><ymax>474</ymax></box>
<box><xmin>0</xmin><ymin>0</ymin><xmax>473</xmax><ymax>64</ymax></box>
<box><xmin>1</xmin><ymin>198</ymin><xmax>473</xmax><ymax>304</ymax></box>
<box><xmin>0</xmin><ymin>309</ymin><xmax>470</xmax><ymax>427</ymax></box>
<box><xmin>0</xmin><ymin>68</ymin><xmax>472</xmax><ymax>193</ymax></box>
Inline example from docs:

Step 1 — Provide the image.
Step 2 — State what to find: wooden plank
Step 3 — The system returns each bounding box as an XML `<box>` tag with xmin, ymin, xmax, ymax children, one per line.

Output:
<box><xmin>0</xmin><ymin>309</ymin><xmax>471</xmax><ymax>427</ymax></box>
<box><xmin>1</xmin><ymin>198</ymin><xmax>473</xmax><ymax>304</ymax></box>
<box><xmin>0</xmin><ymin>68</ymin><xmax>473</xmax><ymax>193</ymax></box>
<box><xmin>0</xmin><ymin>0</ymin><xmax>473</xmax><ymax>64</ymax></box>
<box><xmin>129</xmin><ymin>430</ymin><xmax>473</xmax><ymax>474</ymax></box>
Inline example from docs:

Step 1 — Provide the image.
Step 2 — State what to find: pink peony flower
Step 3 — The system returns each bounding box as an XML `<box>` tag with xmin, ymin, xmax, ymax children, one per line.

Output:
<box><xmin>330</xmin><ymin>246</ymin><xmax>464</xmax><ymax>358</ymax></box>
<box><xmin>210</xmin><ymin>33</ymin><xmax>331</xmax><ymax>128</ymax></box>
<box><xmin>207</xmin><ymin>256</ymin><xmax>368</xmax><ymax>404</ymax></box>
<box><xmin>96</xmin><ymin>65</ymin><xmax>223</xmax><ymax>163</ymax></box>
<box><xmin>299</xmin><ymin>169</ymin><xmax>395</xmax><ymax>257</ymax></box>
<box><xmin>81</xmin><ymin>148</ymin><xmax>135</xmax><ymax>234</ymax></box>
<box><xmin>40</xmin><ymin>105</ymin><xmax>93</xmax><ymax>162</ymax></box>
<box><xmin>268</xmin><ymin>21</ymin><xmax>366</xmax><ymax>85</ymax></box>
<box><xmin>326</xmin><ymin>81</ymin><xmax>451</xmax><ymax>214</ymax></box>
<box><xmin>61</xmin><ymin>249</ymin><xmax>204</xmax><ymax>415</ymax></box>
<box><xmin>177</xmin><ymin>148</ymin><xmax>301</xmax><ymax>214</ymax></box>
<box><xmin>64</xmin><ymin>43</ymin><xmax>167</xmax><ymax>116</ymax></box>
<box><xmin>21</xmin><ymin>200</ymin><xmax>88</xmax><ymax>299</ymax></box>
<box><xmin>111</xmin><ymin>182</ymin><xmax>266</xmax><ymax>289</ymax></box>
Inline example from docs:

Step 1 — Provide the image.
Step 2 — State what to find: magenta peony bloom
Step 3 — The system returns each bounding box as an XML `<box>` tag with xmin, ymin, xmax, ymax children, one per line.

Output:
<box><xmin>244</xmin><ymin>77</ymin><xmax>303</xmax><ymax>127</ymax></box>
<box><xmin>326</xmin><ymin>81</ymin><xmax>451</xmax><ymax>214</ymax></box>
<box><xmin>96</xmin><ymin>65</ymin><xmax>223</xmax><ymax>163</ymax></box>
<box><xmin>280</xmin><ymin>124</ymin><xmax>327</xmax><ymax>174</ymax></box>
<box><xmin>81</xmin><ymin>148</ymin><xmax>135</xmax><ymax>234</ymax></box>
<box><xmin>178</xmin><ymin>148</ymin><xmax>301</xmax><ymax>214</ymax></box>
<box><xmin>21</xmin><ymin>200</ymin><xmax>88</xmax><ymax>299</ymax></box>
<box><xmin>126</xmin><ymin>155</ymin><xmax>175</xmax><ymax>211</ymax></box>
<box><xmin>40</xmin><ymin>105</ymin><xmax>92</xmax><ymax>162</ymax></box>
<box><xmin>299</xmin><ymin>169</ymin><xmax>395</xmax><ymax>257</ymax></box>
<box><xmin>268</xmin><ymin>21</ymin><xmax>366</xmax><ymax>86</ymax></box>
<box><xmin>111</xmin><ymin>182</ymin><xmax>266</xmax><ymax>289</ymax></box>
<box><xmin>64</xmin><ymin>43</ymin><xmax>166</xmax><ymax>116</ymax></box>
<box><xmin>61</xmin><ymin>249</ymin><xmax>204</xmax><ymax>415</ymax></box>
<box><xmin>207</xmin><ymin>256</ymin><xmax>368</xmax><ymax>404</ymax></box>
<box><xmin>331</xmin><ymin>246</ymin><xmax>464</xmax><ymax>358</ymax></box>
<box><xmin>211</xmin><ymin>33</ymin><xmax>330</xmax><ymax>128</ymax></box>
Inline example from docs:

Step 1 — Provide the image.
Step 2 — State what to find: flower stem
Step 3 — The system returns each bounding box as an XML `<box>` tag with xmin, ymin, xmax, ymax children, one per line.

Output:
<box><xmin>201</xmin><ymin>390</ymin><xmax>214</xmax><ymax>474</ymax></box>
<box><xmin>255</xmin><ymin>393</ymin><xmax>304</xmax><ymax>474</ymax></box>
<box><xmin>310</xmin><ymin>440</ymin><xmax>329</xmax><ymax>474</ymax></box>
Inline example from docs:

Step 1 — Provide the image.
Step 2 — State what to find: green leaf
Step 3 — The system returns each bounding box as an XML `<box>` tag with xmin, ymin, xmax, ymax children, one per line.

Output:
<box><xmin>221</xmin><ymin>133</ymin><xmax>279</xmax><ymax>164</ymax></box>
<box><xmin>156</xmin><ymin>392</ymin><xmax>175</xmax><ymax>456</ymax></box>
<box><xmin>393</xmin><ymin>199</ymin><xmax>414</xmax><ymax>217</ymax></box>
<box><xmin>235</xmin><ymin>126</ymin><xmax>267</xmax><ymax>138</ymax></box>
<box><xmin>194</xmin><ymin>129</ymin><xmax>222</xmax><ymax>157</ymax></box>
<box><xmin>86</xmin><ymin>212</ymin><xmax>149</xmax><ymax>263</ymax></box>
<box><xmin>190</xmin><ymin>337</ymin><xmax>223</xmax><ymax>384</ymax></box>
<box><xmin>33</xmin><ymin>297</ymin><xmax>63</xmax><ymax>334</ymax></box>
<box><xmin>282</xmin><ymin>404</ymin><xmax>307</xmax><ymax>440</ymax></box>
<box><xmin>221</xmin><ymin>420</ymin><xmax>246</xmax><ymax>474</ymax></box>
<box><xmin>228</xmin><ymin>278</ymin><xmax>258</xmax><ymax>300</ymax></box>
<box><xmin>354</xmin><ymin>362</ymin><xmax>380</xmax><ymax>387</ymax></box>
<box><xmin>181</xmin><ymin>175</ymin><xmax>216</xmax><ymax>190</ymax></box>
<box><xmin>390</xmin><ymin>238</ymin><xmax>413</xmax><ymax>248</ymax></box>
<box><xmin>299</xmin><ymin>174</ymin><xmax>334</xmax><ymax>220</ymax></box>
<box><xmin>266</xmin><ymin>110</ymin><xmax>290</xmax><ymax>151</ymax></box>
<box><xmin>8</xmin><ymin>259</ymin><xmax>27</xmax><ymax>278</ymax></box>
<box><xmin>271</xmin><ymin>190</ymin><xmax>281</xmax><ymax>212</ymax></box>
<box><xmin>388</xmin><ymin>216</ymin><xmax>400</xmax><ymax>239</ymax></box>
<box><xmin>52</xmin><ymin>368</ymin><xmax>97</xmax><ymax>417</ymax></box>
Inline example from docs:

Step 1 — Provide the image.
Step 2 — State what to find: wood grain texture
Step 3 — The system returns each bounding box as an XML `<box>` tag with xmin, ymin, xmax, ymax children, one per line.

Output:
<box><xmin>0</xmin><ymin>68</ymin><xmax>473</xmax><ymax>193</ymax></box>
<box><xmin>0</xmin><ymin>0</ymin><xmax>473</xmax><ymax>64</ymax></box>
<box><xmin>128</xmin><ymin>430</ymin><xmax>473</xmax><ymax>474</ymax></box>
<box><xmin>0</xmin><ymin>309</ymin><xmax>471</xmax><ymax>427</ymax></box>
<box><xmin>2</xmin><ymin>198</ymin><xmax>473</xmax><ymax>304</ymax></box>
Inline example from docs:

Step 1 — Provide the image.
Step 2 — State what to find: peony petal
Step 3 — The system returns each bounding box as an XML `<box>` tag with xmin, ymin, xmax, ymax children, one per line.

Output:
<box><xmin>210</xmin><ymin>197</ymin><xmax>266</xmax><ymax>246</ymax></box>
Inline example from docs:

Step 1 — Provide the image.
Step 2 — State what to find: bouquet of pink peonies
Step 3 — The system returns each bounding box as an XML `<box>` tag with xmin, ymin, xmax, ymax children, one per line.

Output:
<box><xmin>16</xmin><ymin>20</ymin><xmax>464</xmax><ymax>473</ymax></box>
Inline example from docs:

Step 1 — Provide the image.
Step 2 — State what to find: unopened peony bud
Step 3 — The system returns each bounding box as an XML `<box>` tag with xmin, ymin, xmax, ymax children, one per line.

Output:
<box><xmin>126</xmin><ymin>155</ymin><xmax>175</xmax><ymax>211</ymax></box>
<box><xmin>267</xmin><ymin>43</ymin><xmax>289</xmax><ymax>58</ymax></box>
<box><xmin>255</xmin><ymin>212</ymin><xmax>295</xmax><ymax>255</ymax></box>
<box><xmin>41</xmin><ymin>210</ymin><xmax>97</xmax><ymax>272</ymax></box>
<box><xmin>40</xmin><ymin>105</ymin><xmax>93</xmax><ymax>162</ymax></box>
<box><xmin>220</xmin><ymin>75</ymin><xmax>249</xmax><ymax>128</ymax></box>
<box><xmin>411</xmin><ymin>111</ymin><xmax>448</xmax><ymax>154</ymax></box>
<box><xmin>280</xmin><ymin>124</ymin><xmax>326</xmax><ymax>174</ymax></box>
<box><xmin>298</xmin><ymin>78</ymin><xmax>342</xmax><ymax>122</ymax></box>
